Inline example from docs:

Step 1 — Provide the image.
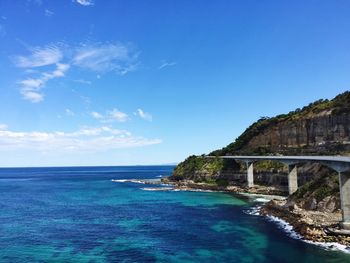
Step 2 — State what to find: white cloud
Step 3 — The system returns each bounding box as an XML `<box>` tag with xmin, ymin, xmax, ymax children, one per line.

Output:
<box><xmin>107</xmin><ymin>109</ymin><xmax>129</xmax><ymax>122</ymax></box>
<box><xmin>13</xmin><ymin>45</ymin><xmax>63</xmax><ymax>68</ymax></box>
<box><xmin>65</xmin><ymin>109</ymin><xmax>75</xmax><ymax>116</ymax></box>
<box><xmin>19</xmin><ymin>63</ymin><xmax>70</xmax><ymax>103</ymax></box>
<box><xmin>75</xmin><ymin>0</ymin><xmax>94</xmax><ymax>6</ymax></box>
<box><xmin>0</xmin><ymin>124</ymin><xmax>8</xmax><ymax>130</ymax></box>
<box><xmin>136</xmin><ymin>109</ymin><xmax>152</xmax><ymax>121</ymax></box>
<box><xmin>13</xmin><ymin>41</ymin><xmax>139</xmax><ymax>102</ymax></box>
<box><xmin>159</xmin><ymin>61</ymin><xmax>176</xmax><ymax>69</ymax></box>
<box><xmin>91</xmin><ymin>109</ymin><xmax>129</xmax><ymax>122</ymax></box>
<box><xmin>20</xmin><ymin>91</ymin><xmax>44</xmax><ymax>103</ymax></box>
<box><xmin>91</xmin><ymin>111</ymin><xmax>103</xmax><ymax>119</ymax></box>
<box><xmin>73</xmin><ymin>43</ymin><xmax>139</xmax><ymax>75</ymax></box>
<box><xmin>45</xmin><ymin>9</ymin><xmax>54</xmax><ymax>17</ymax></box>
<box><xmin>73</xmin><ymin>79</ymin><xmax>92</xmax><ymax>85</ymax></box>
<box><xmin>0</xmin><ymin>126</ymin><xmax>161</xmax><ymax>152</ymax></box>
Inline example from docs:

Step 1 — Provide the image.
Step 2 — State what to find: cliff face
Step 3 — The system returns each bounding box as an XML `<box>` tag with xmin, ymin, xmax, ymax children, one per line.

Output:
<box><xmin>170</xmin><ymin>91</ymin><xmax>350</xmax><ymax>212</ymax></box>
<box><xmin>170</xmin><ymin>91</ymin><xmax>350</xmax><ymax>201</ymax></box>
<box><xmin>212</xmin><ymin>91</ymin><xmax>350</xmax><ymax>156</ymax></box>
<box><xmin>243</xmin><ymin>112</ymin><xmax>350</xmax><ymax>155</ymax></box>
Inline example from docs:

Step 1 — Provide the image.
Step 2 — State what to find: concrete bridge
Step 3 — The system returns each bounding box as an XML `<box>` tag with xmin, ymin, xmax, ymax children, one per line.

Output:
<box><xmin>208</xmin><ymin>155</ymin><xmax>350</xmax><ymax>230</ymax></box>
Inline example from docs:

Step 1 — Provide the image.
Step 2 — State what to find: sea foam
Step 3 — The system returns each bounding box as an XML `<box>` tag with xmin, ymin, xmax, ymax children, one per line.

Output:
<box><xmin>266</xmin><ymin>215</ymin><xmax>350</xmax><ymax>253</ymax></box>
<box><xmin>244</xmin><ymin>204</ymin><xmax>350</xmax><ymax>253</ymax></box>
<box><xmin>111</xmin><ymin>179</ymin><xmax>146</xmax><ymax>184</ymax></box>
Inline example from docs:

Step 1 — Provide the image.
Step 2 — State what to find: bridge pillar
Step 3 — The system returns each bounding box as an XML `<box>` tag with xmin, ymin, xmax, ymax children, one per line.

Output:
<box><xmin>246</xmin><ymin>162</ymin><xmax>254</xmax><ymax>188</ymax></box>
<box><xmin>339</xmin><ymin>171</ymin><xmax>350</xmax><ymax>230</ymax></box>
<box><xmin>288</xmin><ymin>164</ymin><xmax>298</xmax><ymax>195</ymax></box>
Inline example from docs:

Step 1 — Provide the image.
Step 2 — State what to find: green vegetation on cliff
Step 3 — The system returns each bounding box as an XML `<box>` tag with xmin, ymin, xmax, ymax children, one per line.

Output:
<box><xmin>172</xmin><ymin>155</ymin><xmax>239</xmax><ymax>181</ymax></box>
<box><xmin>171</xmin><ymin>91</ymin><xmax>350</xmax><ymax>195</ymax></box>
<box><xmin>211</xmin><ymin>91</ymin><xmax>350</xmax><ymax>156</ymax></box>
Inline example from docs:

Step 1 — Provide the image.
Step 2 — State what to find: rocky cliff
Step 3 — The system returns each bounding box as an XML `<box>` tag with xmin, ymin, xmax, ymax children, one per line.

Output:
<box><xmin>212</xmin><ymin>91</ymin><xmax>350</xmax><ymax>156</ymax></box>
<box><xmin>170</xmin><ymin>91</ymin><xmax>350</xmax><ymax>212</ymax></box>
<box><xmin>241</xmin><ymin>112</ymin><xmax>350</xmax><ymax>155</ymax></box>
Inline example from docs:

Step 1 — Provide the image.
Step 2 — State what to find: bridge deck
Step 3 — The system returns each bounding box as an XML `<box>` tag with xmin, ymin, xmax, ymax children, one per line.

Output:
<box><xmin>215</xmin><ymin>155</ymin><xmax>350</xmax><ymax>163</ymax></box>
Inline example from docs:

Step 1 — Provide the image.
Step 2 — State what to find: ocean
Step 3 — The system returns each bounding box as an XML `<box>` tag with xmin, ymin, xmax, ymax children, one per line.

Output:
<box><xmin>0</xmin><ymin>166</ymin><xmax>349</xmax><ymax>262</ymax></box>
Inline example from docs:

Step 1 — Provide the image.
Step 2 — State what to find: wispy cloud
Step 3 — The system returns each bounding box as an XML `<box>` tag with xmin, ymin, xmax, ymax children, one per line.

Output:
<box><xmin>74</xmin><ymin>0</ymin><xmax>94</xmax><ymax>6</ymax></box>
<box><xmin>136</xmin><ymin>109</ymin><xmax>152</xmax><ymax>121</ymax></box>
<box><xmin>19</xmin><ymin>63</ymin><xmax>70</xmax><ymax>103</ymax></box>
<box><xmin>0</xmin><ymin>125</ymin><xmax>161</xmax><ymax>152</ymax></box>
<box><xmin>13</xmin><ymin>41</ymin><xmax>139</xmax><ymax>102</ymax></box>
<box><xmin>107</xmin><ymin>109</ymin><xmax>129</xmax><ymax>122</ymax></box>
<box><xmin>0</xmin><ymin>124</ymin><xmax>8</xmax><ymax>130</ymax></box>
<box><xmin>65</xmin><ymin>109</ymin><xmax>75</xmax><ymax>116</ymax></box>
<box><xmin>91</xmin><ymin>109</ymin><xmax>129</xmax><ymax>122</ymax></box>
<box><xmin>73</xmin><ymin>43</ymin><xmax>139</xmax><ymax>75</ymax></box>
<box><xmin>13</xmin><ymin>45</ymin><xmax>63</xmax><ymax>68</ymax></box>
<box><xmin>73</xmin><ymin>79</ymin><xmax>92</xmax><ymax>85</ymax></box>
<box><xmin>45</xmin><ymin>9</ymin><xmax>54</xmax><ymax>17</ymax></box>
<box><xmin>91</xmin><ymin>111</ymin><xmax>103</xmax><ymax>119</ymax></box>
<box><xmin>159</xmin><ymin>60</ymin><xmax>176</xmax><ymax>69</ymax></box>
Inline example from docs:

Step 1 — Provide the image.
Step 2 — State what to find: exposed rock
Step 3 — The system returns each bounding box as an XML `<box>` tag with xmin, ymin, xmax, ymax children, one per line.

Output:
<box><xmin>169</xmin><ymin>91</ymin><xmax>350</xmax><ymax>247</ymax></box>
<box><xmin>301</xmin><ymin>197</ymin><xmax>318</xmax><ymax>211</ymax></box>
<box><xmin>318</xmin><ymin>196</ymin><xmax>340</xmax><ymax>213</ymax></box>
<box><xmin>162</xmin><ymin>178</ymin><xmax>287</xmax><ymax>196</ymax></box>
<box><xmin>244</xmin><ymin>113</ymin><xmax>350</xmax><ymax>155</ymax></box>
<box><xmin>261</xmin><ymin>199</ymin><xmax>350</xmax><ymax>246</ymax></box>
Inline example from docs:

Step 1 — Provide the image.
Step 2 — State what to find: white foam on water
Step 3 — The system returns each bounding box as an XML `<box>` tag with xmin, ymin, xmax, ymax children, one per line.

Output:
<box><xmin>186</xmin><ymin>189</ymin><xmax>220</xmax><ymax>193</ymax></box>
<box><xmin>244</xmin><ymin>205</ymin><xmax>262</xmax><ymax>216</ymax></box>
<box><xmin>140</xmin><ymin>187</ymin><xmax>173</xmax><ymax>191</ymax></box>
<box><xmin>266</xmin><ymin>215</ymin><xmax>350</xmax><ymax>254</ymax></box>
<box><xmin>111</xmin><ymin>179</ymin><xmax>128</xmax><ymax>182</ymax></box>
<box><xmin>130</xmin><ymin>180</ymin><xmax>147</xmax><ymax>184</ymax></box>
<box><xmin>168</xmin><ymin>188</ymin><xmax>219</xmax><ymax>193</ymax></box>
<box><xmin>111</xmin><ymin>179</ymin><xmax>146</xmax><ymax>184</ymax></box>
<box><xmin>254</xmin><ymin>197</ymin><xmax>271</xmax><ymax>203</ymax></box>
<box><xmin>244</xmin><ymin>205</ymin><xmax>350</xmax><ymax>253</ymax></box>
<box><xmin>266</xmin><ymin>215</ymin><xmax>303</xmax><ymax>240</ymax></box>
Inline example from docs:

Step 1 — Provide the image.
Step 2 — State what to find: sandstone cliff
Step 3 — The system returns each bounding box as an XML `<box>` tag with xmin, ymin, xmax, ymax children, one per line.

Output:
<box><xmin>212</xmin><ymin>91</ymin><xmax>350</xmax><ymax>156</ymax></box>
<box><xmin>242</xmin><ymin>112</ymin><xmax>350</xmax><ymax>155</ymax></box>
<box><xmin>170</xmin><ymin>91</ymin><xmax>350</xmax><ymax>212</ymax></box>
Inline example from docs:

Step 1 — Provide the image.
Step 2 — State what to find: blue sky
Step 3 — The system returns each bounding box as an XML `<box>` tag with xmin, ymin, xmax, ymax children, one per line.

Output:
<box><xmin>0</xmin><ymin>0</ymin><xmax>349</xmax><ymax>167</ymax></box>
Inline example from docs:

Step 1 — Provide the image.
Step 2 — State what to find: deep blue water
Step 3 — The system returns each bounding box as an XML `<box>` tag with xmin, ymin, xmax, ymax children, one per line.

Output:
<box><xmin>0</xmin><ymin>166</ymin><xmax>349</xmax><ymax>262</ymax></box>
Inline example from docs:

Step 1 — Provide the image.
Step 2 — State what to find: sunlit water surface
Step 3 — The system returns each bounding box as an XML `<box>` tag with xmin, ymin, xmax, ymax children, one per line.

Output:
<box><xmin>0</xmin><ymin>166</ymin><xmax>349</xmax><ymax>262</ymax></box>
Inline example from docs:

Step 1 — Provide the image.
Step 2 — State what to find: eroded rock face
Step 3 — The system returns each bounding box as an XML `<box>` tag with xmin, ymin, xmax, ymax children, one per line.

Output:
<box><xmin>301</xmin><ymin>197</ymin><xmax>318</xmax><ymax>210</ymax></box>
<box><xmin>298</xmin><ymin>196</ymin><xmax>341</xmax><ymax>212</ymax></box>
<box><xmin>317</xmin><ymin>196</ymin><xmax>340</xmax><ymax>213</ymax></box>
<box><xmin>243</xmin><ymin>112</ymin><xmax>350</xmax><ymax>154</ymax></box>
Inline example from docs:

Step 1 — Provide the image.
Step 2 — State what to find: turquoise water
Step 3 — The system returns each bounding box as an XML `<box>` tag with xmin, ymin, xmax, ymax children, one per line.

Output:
<box><xmin>0</xmin><ymin>166</ymin><xmax>349</xmax><ymax>262</ymax></box>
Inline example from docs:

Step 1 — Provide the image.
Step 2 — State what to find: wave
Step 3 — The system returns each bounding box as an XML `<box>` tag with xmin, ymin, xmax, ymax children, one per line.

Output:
<box><xmin>254</xmin><ymin>197</ymin><xmax>271</xmax><ymax>203</ymax></box>
<box><xmin>111</xmin><ymin>179</ymin><xmax>146</xmax><ymax>184</ymax></box>
<box><xmin>173</xmin><ymin>188</ymin><xmax>220</xmax><ymax>193</ymax></box>
<box><xmin>244</xmin><ymin>205</ymin><xmax>350</xmax><ymax>253</ymax></box>
<box><xmin>140</xmin><ymin>187</ymin><xmax>173</xmax><ymax>191</ymax></box>
<box><xmin>244</xmin><ymin>205</ymin><xmax>262</xmax><ymax>216</ymax></box>
<box><xmin>0</xmin><ymin>178</ymin><xmax>34</xmax><ymax>182</ymax></box>
<box><xmin>266</xmin><ymin>215</ymin><xmax>350</xmax><ymax>254</ymax></box>
<box><xmin>111</xmin><ymin>179</ymin><xmax>128</xmax><ymax>183</ymax></box>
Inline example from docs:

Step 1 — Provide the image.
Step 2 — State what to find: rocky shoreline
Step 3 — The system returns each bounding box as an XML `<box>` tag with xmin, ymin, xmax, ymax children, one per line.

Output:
<box><xmin>260</xmin><ymin>199</ymin><xmax>350</xmax><ymax>246</ymax></box>
<box><xmin>162</xmin><ymin>178</ymin><xmax>350</xmax><ymax>248</ymax></box>
<box><xmin>162</xmin><ymin>178</ymin><xmax>287</xmax><ymax>195</ymax></box>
